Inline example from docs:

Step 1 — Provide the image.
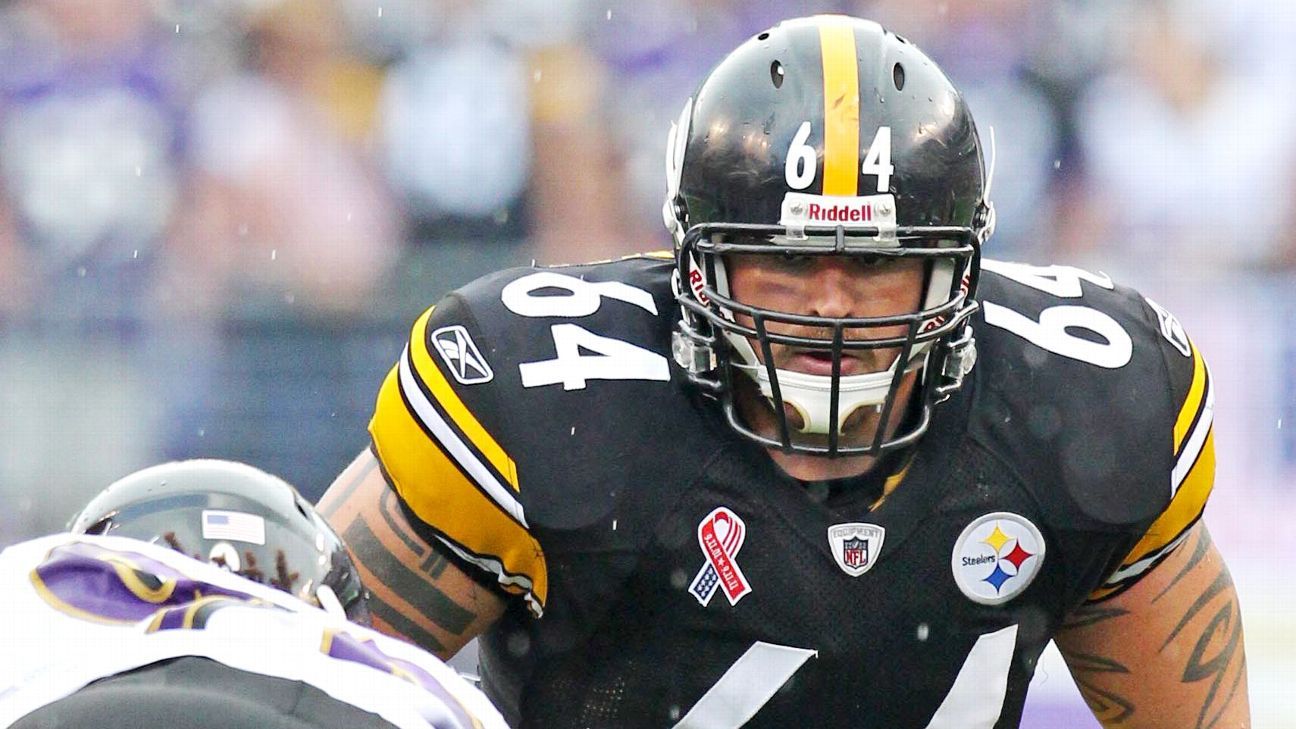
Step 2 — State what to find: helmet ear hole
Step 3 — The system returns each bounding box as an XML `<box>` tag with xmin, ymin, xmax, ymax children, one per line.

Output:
<box><xmin>82</xmin><ymin>517</ymin><xmax>113</xmax><ymax>536</ymax></box>
<box><xmin>770</xmin><ymin>60</ymin><xmax>784</xmax><ymax>89</ymax></box>
<box><xmin>893</xmin><ymin>63</ymin><xmax>906</xmax><ymax>91</ymax></box>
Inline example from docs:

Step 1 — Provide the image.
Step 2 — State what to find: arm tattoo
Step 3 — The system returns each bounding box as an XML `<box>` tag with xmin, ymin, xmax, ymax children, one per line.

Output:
<box><xmin>1064</xmin><ymin>652</ymin><xmax>1135</xmax><ymax>725</ymax></box>
<box><xmin>1153</xmin><ymin>529</ymin><xmax>1246</xmax><ymax>729</ymax></box>
<box><xmin>1061</xmin><ymin>604</ymin><xmax>1129</xmax><ymax>631</ymax></box>
<box><xmin>1060</xmin><ymin>607</ymin><xmax>1136</xmax><ymax>725</ymax></box>
<box><xmin>323</xmin><ymin>457</ymin><xmax>489</xmax><ymax>656</ymax></box>
<box><xmin>1061</xmin><ymin>527</ymin><xmax>1247</xmax><ymax>727</ymax></box>
<box><xmin>1153</xmin><ymin>523</ymin><xmax>1212</xmax><ymax>603</ymax></box>
<box><xmin>316</xmin><ymin>455</ymin><xmax>376</xmax><ymax>520</ymax></box>
<box><xmin>342</xmin><ymin>512</ymin><xmax>469</xmax><ymax>651</ymax></box>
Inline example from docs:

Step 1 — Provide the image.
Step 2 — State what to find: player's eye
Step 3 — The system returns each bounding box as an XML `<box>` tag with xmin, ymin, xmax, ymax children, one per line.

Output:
<box><xmin>775</xmin><ymin>252</ymin><xmax>815</xmax><ymax>270</ymax></box>
<box><xmin>852</xmin><ymin>254</ymin><xmax>896</xmax><ymax>270</ymax></box>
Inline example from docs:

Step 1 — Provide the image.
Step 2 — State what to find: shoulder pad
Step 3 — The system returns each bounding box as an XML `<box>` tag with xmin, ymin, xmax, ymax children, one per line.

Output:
<box><xmin>971</xmin><ymin>262</ymin><xmax>1215</xmax><ymax>600</ymax></box>
<box><xmin>368</xmin><ymin>258</ymin><xmax>682</xmax><ymax>616</ymax></box>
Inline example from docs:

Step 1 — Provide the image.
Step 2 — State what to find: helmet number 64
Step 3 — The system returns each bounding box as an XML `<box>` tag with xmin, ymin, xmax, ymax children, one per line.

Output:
<box><xmin>784</xmin><ymin>123</ymin><xmax>893</xmax><ymax>193</ymax></box>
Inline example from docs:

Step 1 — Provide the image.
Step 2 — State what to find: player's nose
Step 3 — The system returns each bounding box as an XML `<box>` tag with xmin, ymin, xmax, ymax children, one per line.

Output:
<box><xmin>805</xmin><ymin>259</ymin><xmax>859</xmax><ymax>319</ymax></box>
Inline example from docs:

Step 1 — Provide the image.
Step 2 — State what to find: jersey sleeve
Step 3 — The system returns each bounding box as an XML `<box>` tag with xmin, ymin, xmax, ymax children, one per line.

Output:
<box><xmin>1087</xmin><ymin>297</ymin><xmax>1216</xmax><ymax>601</ymax></box>
<box><xmin>368</xmin><ymin>293</ymin><xmax>548</xmax><ymax>617</ymax></box>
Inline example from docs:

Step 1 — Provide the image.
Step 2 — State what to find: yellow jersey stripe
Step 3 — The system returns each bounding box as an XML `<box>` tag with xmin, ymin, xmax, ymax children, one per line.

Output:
<box><xmin>1088</xmin><ymin>351</ymin><xmax>1216</xmax><ymax>602</ymax></box>
<box><xmin>1171</xmin><ymin>361</ymin><xmax>1214</xmax><ymax>497</ymax></box>
<box><xmin>406</xmin><ymin>308</ymin><xmax>519</xmax><ymax>491</ymax></box>
<box><xmin>1087</xmin><ymin>529</ymin><xmax>1191</xmax><ymax>602</ymax></box>
<box><xmin>1090</xmin><ymin>427</ymin><xmax>1216</xmax><ymax>602</ymax></box>
<box><xmin>1173</xmin><ymin>342</ymin><xmax>1207</xmax><ymax>454</ymax></box>
<box><xmin>818</xmin><ymin>20</ymin><xmax>860</xmax><ymax>196</ymax></box>
<box><xmin>627</xmin><ymin>250</ymin><xmax>675</xmax><ymax>261</ymax></box>
<box><xmin>1132</xmin><ymin>427</ymin><xmax>1216</xmax><ymax>564</ymax></box>
<box><xmin>397</xmin><ymin>350</ymin><xmax>527</xmax><ymax>525</ymax></box>
<box><xmin>369</xmin><ymin>366</ymin><xmax>548</xmax><ymax>608</ymax></box>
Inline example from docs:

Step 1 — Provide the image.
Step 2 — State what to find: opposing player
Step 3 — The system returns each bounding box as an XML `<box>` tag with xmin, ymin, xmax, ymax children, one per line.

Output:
<box><xmin>0</xmin><ymin>460</ymin><xmax>506</xmax><ymax>729</ymax></box>
<box><xmin>319</xmin><ymin>16</ymin><xmax>1250</xmax><ymax>728</ymax></box>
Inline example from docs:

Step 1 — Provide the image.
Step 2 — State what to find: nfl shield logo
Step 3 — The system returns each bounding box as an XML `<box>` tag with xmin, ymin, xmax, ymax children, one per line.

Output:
<box><xmin>843</xmin><ymin>538</ymin><xmax>869</xmax><ymax>570</ymax></box>
<box><xmin>828</xmin><ymin>523</ymin><xmax>886</xmax><ymax>577</ymax></box>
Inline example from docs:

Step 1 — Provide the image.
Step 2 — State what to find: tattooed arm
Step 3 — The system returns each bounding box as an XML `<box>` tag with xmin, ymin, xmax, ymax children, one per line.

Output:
<box><xmin>1054</xmin><ymin>522</ymin><xmax>1250</xmax><ymax>728</ymax></box>
<box><xmin>317</xmin><ymin>449</ymin><xmax>507</xmax><ymax>660</ymax></box>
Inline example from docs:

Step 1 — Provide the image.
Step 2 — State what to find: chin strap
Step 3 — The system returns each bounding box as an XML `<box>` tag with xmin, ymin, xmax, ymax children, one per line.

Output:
<box><xmin>724</xmin><ymin>332</ymin><xmax>925</xmax><ymax>435</ymax></box>
<box><xmin>933</xmin><ymin>324</ymin><xmax>977</xmax><ymax>403</ymax></box>
<box><xmin>735</xmin><ymin>356</ymin><xmax>927</xmax><ymax>434</ymax></box>
<box><xmin>314</xmin><ymin>583</ymin><xmax>345</xmax><ymax>619</ymax></box>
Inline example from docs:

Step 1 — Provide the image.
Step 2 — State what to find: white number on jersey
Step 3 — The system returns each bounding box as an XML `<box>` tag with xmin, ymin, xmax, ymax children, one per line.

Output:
<box><xmin>503</xmin><ymin>272</ymin><xmax>669</xmax><ymax>389</ymax></box>
<box><xmin>673</xmin><ymin>625</ymin><xmax>1018</xmax><ymax>729</ymax></box>
<box><xmin>981</xmin><ymin>261</ymin><xmax>1133</xmax><ymax>369</ymax></box>
<box><xmin>502</xmin><ymin>271</ymin><xmax>658</xmax><ymax>317</ymax></box>
<box><xmin>520</xmin><ymin>324</ymin><xmax>669</xmax><ymax>390</ymax></box>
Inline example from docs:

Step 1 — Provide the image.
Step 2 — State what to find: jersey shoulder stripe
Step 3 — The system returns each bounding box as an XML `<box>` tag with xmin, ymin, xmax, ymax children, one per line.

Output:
<box><xmin>1173</xmin><ymin>339</ymin><xmax>1210</xmax><ymax>455</ymax></box>
<box><xmin>401</xmin><ymin>341</ymin><xmax>524</xmax><ymax>525</ymax></box>
<box><xmin>1172</xmin><ymin>343</ymin><xmax>1214</xmax><ymax>497</ymax></box>
<box><xmin>1090</xmin><ymin>339</ymin><xmax>1216</xmax><ymax>601</ymax></box>
<box><xmin>370</xmin><ymin>308</ymin><xmax>547</xmax><ymax>615</ymax></box>
<box><xmin>409</xmin><ymin>306</ymin><xmax>519</xmax><ymax>494</ymax></box>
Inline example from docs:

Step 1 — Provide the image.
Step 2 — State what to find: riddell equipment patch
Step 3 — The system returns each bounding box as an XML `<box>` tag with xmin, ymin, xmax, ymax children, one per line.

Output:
<box><xmin>951</xmin><ymin>512</ymin><xmax>1045</xmax><ymax>605</ymax></box>
<box><xmin>689</xmin><ymin>507</ymin><xmax>752</xmax><ymax>607</ymax></box>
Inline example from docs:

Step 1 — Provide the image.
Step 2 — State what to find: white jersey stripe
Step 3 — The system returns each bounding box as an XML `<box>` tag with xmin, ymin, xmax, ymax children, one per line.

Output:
<box><xmin>398</xmin><ymin>347</ymin><xmax>528</xmax><ymax>528</ymax></box>
<box><xmin>1102</xmin><ymin>530</ymin><xmax>1191</xmax><ymax>587</ymax></box>
<box><xmin>1171</xmin><ymin>363</ymin><xmax>1213</xmax><ymax>498</ymax></box>
<box><xmin>433</xmin><ymin>536</ymin><xmax>543</xmax><ymax>619</ymax></box>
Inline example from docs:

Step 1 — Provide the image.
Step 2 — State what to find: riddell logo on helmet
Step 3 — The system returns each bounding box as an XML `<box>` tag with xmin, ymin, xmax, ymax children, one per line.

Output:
<box><xmin>920</xmin><ymin>271</ymin><xmax>973</xmax><ymax>333</ymax></box>
<box><xmin>807</xmin><ymin>202</ymin><xmax>873</xmax><ymax>223</ymax></box>
<box><xmin>780</xmin><ymin>192</ymin><xmax>898</xmax><ymax>230</ymax></box>
<box><xmin>688</xmin><ymin>268</ymin><xmax>711</xmax><ymax>305</ymax></box>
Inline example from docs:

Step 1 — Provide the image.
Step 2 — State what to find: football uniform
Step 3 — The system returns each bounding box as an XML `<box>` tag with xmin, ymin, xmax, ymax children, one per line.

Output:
<box><xmin>368</xmin><ymin>255</ymin><xmax>1214</xmax><ymax>728</ymax></box>
<box><xmin>0</xmin><ymin>533</ymin><xmax>507</xmax><ymax>729</ymax></box>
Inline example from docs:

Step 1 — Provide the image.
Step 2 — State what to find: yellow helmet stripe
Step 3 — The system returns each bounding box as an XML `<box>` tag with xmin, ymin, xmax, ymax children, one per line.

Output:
<box><xmin>818</xmin><ymin>19</ymin><xmax>860</xmax><ymax>196</ymax></box>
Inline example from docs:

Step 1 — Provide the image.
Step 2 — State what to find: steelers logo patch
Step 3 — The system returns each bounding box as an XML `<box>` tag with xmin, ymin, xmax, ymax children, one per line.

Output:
<box><xmin>950</xmin><ymin>512</ymin><xmax>1046</xmax><ymax>605</ymax></box>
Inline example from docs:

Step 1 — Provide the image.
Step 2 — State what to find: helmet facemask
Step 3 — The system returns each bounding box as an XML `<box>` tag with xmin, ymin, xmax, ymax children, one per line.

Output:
<box><xmin>673</xmin><ymin>223</ymin><xmax>979</xmax><ymax>457</ymax></box>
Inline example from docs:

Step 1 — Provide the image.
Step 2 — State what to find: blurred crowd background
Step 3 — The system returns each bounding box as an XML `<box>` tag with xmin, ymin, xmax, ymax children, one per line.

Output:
<box><xmin>0</xmin><ymin>0</ymin><xmax>1293</xmax><ymax>725</ymax></box>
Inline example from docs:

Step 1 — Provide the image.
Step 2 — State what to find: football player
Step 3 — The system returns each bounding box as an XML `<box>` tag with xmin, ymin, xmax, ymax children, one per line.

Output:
<box><xmin>318</xmin><ymin>15</ymin><xmax>1250</xmax><ymax>728</ymax></box>
<box><xmin>0</xmin><ymin>460</ymin><xmax>507</xmax><ymax>729</ymax></box>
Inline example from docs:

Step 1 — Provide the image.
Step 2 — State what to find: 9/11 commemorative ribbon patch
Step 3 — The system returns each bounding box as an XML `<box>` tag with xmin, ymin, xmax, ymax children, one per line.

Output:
<box><xmin>689</xmin><ymin>507</ymin><xmax>752</xmax><ymax>607</ymax></box>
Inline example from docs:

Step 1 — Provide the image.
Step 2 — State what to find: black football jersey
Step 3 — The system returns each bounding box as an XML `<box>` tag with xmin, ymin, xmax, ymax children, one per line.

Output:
<box><xmin>368</xmin><ymin>255</ymin><xmax>1215</xmax><ymax>729</ymax></box>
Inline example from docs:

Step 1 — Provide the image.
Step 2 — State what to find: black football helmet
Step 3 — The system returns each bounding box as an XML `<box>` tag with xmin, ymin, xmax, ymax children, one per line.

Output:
<box><xmin>665</xmin><ymin>15</ymin><xmax>994</xmax><ymax>456</ymax></box>
<box><xmin>69</xmin><ymin>459</ymin><xmax>369</xmax><ymax>623</ymax></box>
